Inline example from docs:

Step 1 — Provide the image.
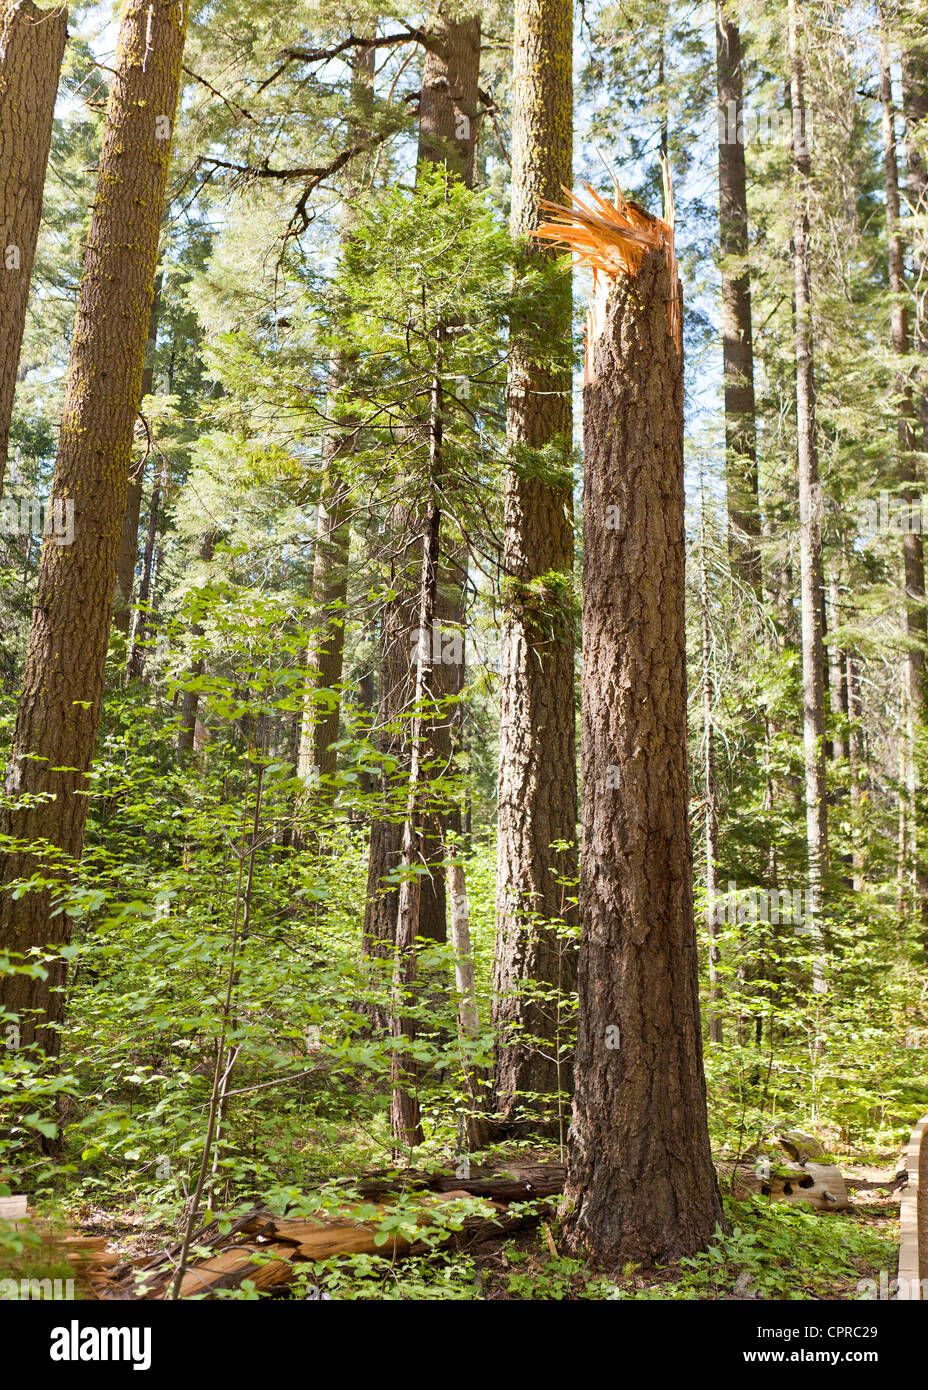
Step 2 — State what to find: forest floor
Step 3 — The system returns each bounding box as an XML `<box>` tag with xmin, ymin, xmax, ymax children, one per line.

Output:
<box><xmin>56</xmin><ymin>1145</ymin><xmax>904</xmax><ymax>1301</ymax></box>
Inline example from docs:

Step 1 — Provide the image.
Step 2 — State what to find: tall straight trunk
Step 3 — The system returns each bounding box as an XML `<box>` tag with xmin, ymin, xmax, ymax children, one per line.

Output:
<box><xmin>563</xmin><ymin>247</ymin><xmax>724</xmax><ymax>1265</ymax></box>
<box><xmin>363</xmin><ymin>13</ymin><xmax>479</xmax><ymax>959</ymax></box>
<box><xmin>126</xmin><ymin>457</ymin><xmax>165</xmax><ymax>683</ymax></box>
<box><xmin>902</xmin><ymin>11</ymin><xmax>928</xmax><ymax>447</ymax></box>
<box><xmin>700</xmin><ymin>495</ymin><xmax>722</xmax><ymax>1044</ymax></box>
<box><xmin>391</xmin><ymin>370</ymin><xmax>442</xmax><ymax>1148</ymax></box>
<box><xmin>114</xmin><ymin>274</ymin><xmax>161</xmax><ymax>637</ymax></box>
<box><xmin>714</xmin><ymin>1</ymin><xmax>760</xmax><ymax>587</ymax></box>
<box><xmin>882</xmin><ymin>6</ymin><xmax>928</xmax><ymax>936</ymax></box>
<box><xmin>828</xmin><ymin>570</ymin><xmax>847</xmax><ymax>762</ymax></box>
<box><xmin>788</xmin><ymin>0</ymin><xmax>827</xmax><ymax>990</ymax></box>
<box><xmin>388</xmin><ymin>15</ymin><xmax>480</xmax><ymax>1145</ymax></box>
<box><xmin>0</xmin><ymin>0</ymin><xmax>68</xmax><ymax>493</ymax></box>
<box><xmin>494</xmin><ymin>0</ymin><xmax>578</xmax><ymax>1125</ymax></box>
<box><xmin>846</xmin><ymin>650</ymin><xmax>864</xmax><ymax>890</ymax></box>
<box><xmin>177</xmin><ymin>529</ymin><xmax>218</xmax><ymax>757</ymax></box>
<box><xmin>0</xmin><ymin>0</ymin><xmax>188</xmax><ymax>1056</ymax></box>
<box><xmin>296</xmin><ymin>46</ymin><xmax>375</xmax><ymax>807</ymax></box>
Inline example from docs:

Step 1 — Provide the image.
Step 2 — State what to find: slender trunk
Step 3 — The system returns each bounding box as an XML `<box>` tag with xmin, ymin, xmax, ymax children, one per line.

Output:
<box><xmin>902</xmin><ymin>11</ymin><xmax>928</xmax><ymax>447</ymax></box>
<box><xmin>715</xmin><ymin>1</ymin><xmax>760</xmax><ymax>587</ymax></box>
<box><xmin>114</xmin><ymin>274</ymin><xmax>161</xmax><ymax>637</ymax></box>
<box><xmin>363</xmin><ymin>13</ymin><xmax>479</xmax><ymax>958</ymax></box>
<box><xmin>177</xmin><ymin>529</ymin><xmax>218</xmax><ymax>758</ymax></box>
<box><xmin>828</xmin><ymin>570</ymin><xmax>847</xmax><ymax>762</ymax></box>
<box><xmin>494</xmin><ymin>0</ymin><xmax>578</xmax><ymax>1125</ymax></box>
<box><xmin>700</xmin><ymin>496</ymin><xmax>723</xmax><ymax>1045</ymax></box>
<box><xmin>0</xmin><ymin>1</ymin><xmax>68</xmax><ymax>493</ymax></box>
<box><xmin>881</xmin><ymin>6</ymin><xmax>928</xmax><ymax>935</ymax></box>
<box><xmin>391</xmin><ymin>370</ymin><xmax>442</xmax><ymax>1149</ymax></box>
<box><xmin>846</xmin><ymin>650</ymin><xmax>864</xmax><ymax>889</ymax></box>
<box><xmin>448</xmin><ymin>859</ymin><xmax>490</xmax><ymax>1150</ymax></box>
<box><xmin>564</xmin><ymin>246</ymin><xmax>724</xmax><ymax>1265</ymax></box>
<box><xmin>788</xmin><ymin>0</ymin><xmax>827</xmax><ymax>994</ymax></box>
<box><xmin>0</xmin><ymin>0</ymin><xmax>188</xmax><ymax>1056</ymax></box>
<box><xmin>126</xmin><ymin>457</ymin><xmax>165</xmax><ymax>683</ymax></box>
<box><xmin>295</xmin><ymin>46</ymin><xmax>375</xmax><ymax>814</ymax></box>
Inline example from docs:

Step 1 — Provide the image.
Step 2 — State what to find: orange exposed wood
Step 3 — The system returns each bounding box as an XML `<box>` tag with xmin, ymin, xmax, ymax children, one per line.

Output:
<box><xmin>533</xmin><ymin>157</ymin><xmax>681</xmax><ymax>379</ymax></box>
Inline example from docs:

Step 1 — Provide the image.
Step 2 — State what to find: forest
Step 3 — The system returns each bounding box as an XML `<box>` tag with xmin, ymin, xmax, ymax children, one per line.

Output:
<box><xmin>0</xmin><ymin>0</ymin><xmax>927</xmax><ymax>1343</ymax></box>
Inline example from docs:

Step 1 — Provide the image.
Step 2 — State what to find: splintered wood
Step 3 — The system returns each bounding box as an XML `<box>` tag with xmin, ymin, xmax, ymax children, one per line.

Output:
<box><xmin>102</xmin><ymin>1163</ymin><xmax>565</xmax><ymax>1300</ymax></box>
<box><xmin>532</xmin><ymin>157</ymin><xmax>681</xmax><ymax>381</ymax></box>
<box><xmin>0</xmin><ymin>1198</ymin><xmax>120</xmax><ymax>1298</ymax></box>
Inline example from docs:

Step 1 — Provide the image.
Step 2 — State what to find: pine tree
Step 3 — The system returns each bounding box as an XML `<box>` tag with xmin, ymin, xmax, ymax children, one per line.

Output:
<box><xmin>0</xmin><ymin>0</ymin><xmax>67</xmax><ymax>492</ymax></box>
<box><xmin>0</xmin><ymin>0</ymin><xmax>189</xmax><ymax>1055</ymax></box>
<box><xmin>493</xmin><ymin>0</ymin><xmax>578</xmax><ymax>1128</ymax></box>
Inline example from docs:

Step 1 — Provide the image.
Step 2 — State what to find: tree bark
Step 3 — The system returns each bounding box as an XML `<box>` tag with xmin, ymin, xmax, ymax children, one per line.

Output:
<box><xmin>563</xmin><ymin>249</ymin><xmax>724</xmax><ymax>1266</ymax></box>
<box><xmin>788</xmin><ymin>0</ymin><xmax>827</xmax><ymax>992</ymax></box>
<box><xmin>0</xmin><ymin>0</ymin><xmax>68</xmax><ymax>493</ymax></box>
<box><xmin>882</xmin><ymin>5</ymin><xmax>928</xmax><ymax>938</ymax></box>
<box><xmin>700</xmin><ymin>492</ymin><xmax>723</xmax><ymax>1044</ymax></box>
<box><xmin>494</xmin><ymin>0</ymin><xmax>578</xmax><ymax>1125</ymax></box>
<box><xmin>715</xmin><ymin>1</ymin><xmax>760</xmax><ymax>588</ymax></box>
<box><xmin>0</xmin><ymin>0</ymin><xmax>188</xmax><ymax>1056</ymax></box>
<box><xmin>113</xmin><ymin>274</ymin><xmax>161</xmax><ymax>638</ymax></box>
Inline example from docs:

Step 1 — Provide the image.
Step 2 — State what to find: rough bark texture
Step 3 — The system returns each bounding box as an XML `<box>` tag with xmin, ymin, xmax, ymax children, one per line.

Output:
<box><xmin>113</xmin><ymin>275</ymin><xmax>161</xmax><ymax>638</ymax></box>
<box><xmin>0</xmin><ymin>0</ymin><xmax>68</xmax><ymax>493</ymax></box>
<box><xmin>700</xmin><ymin>503</ymin><xmax>722</xmax><ymax>1045</ymax></box>
<box><xmin>417</xmin><ymin>14</ymin><xmax>480</xmax><ymax>184</ymax></box>
<box><xmin>715</xmin><ymin>1</ymin><xmax>760</xmax><ymax>588</ymax></box>
<box><xmin>0</xmin><ymin>0</ymin><xmax>188</xmax><ymax>1056</ymax></box>
<box><xmin>494</xmin><ymin>0</ymin><xmax>578</xmax><ymax>1124</ymax></box>
<box><xmin>563</xmin><ymin>252</ymin><xmax>724</xmax><ymax>1266</ymax></box>
<box><xmin>788</xmin><ymin>0</ymin><xmax>827</xmax><ymax>979</ymax></box>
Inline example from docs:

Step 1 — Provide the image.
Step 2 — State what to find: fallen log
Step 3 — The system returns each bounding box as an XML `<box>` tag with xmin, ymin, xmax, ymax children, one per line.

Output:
<box><xmin>104</xmin><ymin>1170</ymin><xmax>563</xmax><ymax>1300</ymax></box>
<box><xmin>723</xmin><ymin>1161</ymin><xmax>849</xmax><ymax>1211</ymax></box>
<box><xmin>0</xmin><ymin>1198</ymin><xmax>120</xmax><ymax>1298</ymax></box>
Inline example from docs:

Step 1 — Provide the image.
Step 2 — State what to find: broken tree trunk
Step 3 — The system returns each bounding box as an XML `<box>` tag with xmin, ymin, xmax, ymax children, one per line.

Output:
<box><xmin>535</xmin><ymin>175</ymin><xmax>725</xmax><ymax>1266</ymax></box>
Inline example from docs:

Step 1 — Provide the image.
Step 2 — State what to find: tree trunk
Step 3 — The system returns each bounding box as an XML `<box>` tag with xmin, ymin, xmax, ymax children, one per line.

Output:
<box><xmin>0</xmin><ymin>0</ymin><xmax>68</xmax><ymax>493</ymax></box>
<box><xmin>113</xmin><ymin>275</ymin><xmax>161</xmax><ymax>638</ymax></box>
<box><xmin>295</xmin><ymin>46</ymin><xmax>375</xmax><ymax>815</ymax></box>
<box><xmin>700</xmin><ymin>492</ymin><xmax>723</xmax><ymax>1045</ymax></box>
<box><xmin>391</xmin><ymin>373</ymin><xmax>443</xmax><ymax>1149</ymax></box>
<box><xmin>0</xmin><ymin>0</ymin><xmax>188</xmax><ymax>1057</ymax></box>
<box><xmin>788</xmin><ymin>0</ymin><xmax>827</xmax><ymax>993</ymax></box>
<box><xmin>563</xmin><ymin>248</ymin><xmax>724</xmax><ymax>1266</ymax></box>
<box><xmin>881</xmin><ymin>5</ymin><xmax>928</xmax><ymax>937</ymax></box>
<box><xmin>126</xmin><ymin>457</ymin><xmax>165</xmax><ymax>684</ymax></box>
<box><xmin>494</xmin><ymin>0</ymin><xmax>578</xmax><ymax>1126</ymax></box>
<box><xmin>177</xmin><ymin>529</ymin><xmax>218</xmax><ymax>758</ymax></box>
<box><xmin>715</xmin><ymin>1</ymin><xmax>760</xmax><ymax>588</ymax></box>
<box><xmin>362</xmin><ymin>13</ymin><xmax>479</xmax><ymax>958</ymax></box>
